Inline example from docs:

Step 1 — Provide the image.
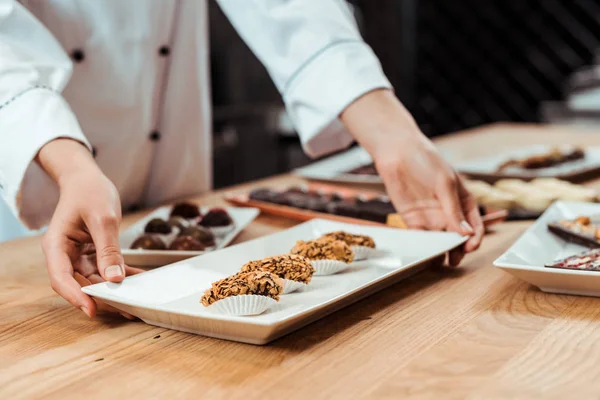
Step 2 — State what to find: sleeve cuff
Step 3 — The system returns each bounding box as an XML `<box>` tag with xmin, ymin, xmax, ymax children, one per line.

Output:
<box><xmin>0</xmin><ymin>87</ymin><xmax>91</xmax><ymax>229</ymax></box>
<box><xmin>283</xmin><ymin>40</ymin><xmax>393</xmax><ymax>158</ymax></box>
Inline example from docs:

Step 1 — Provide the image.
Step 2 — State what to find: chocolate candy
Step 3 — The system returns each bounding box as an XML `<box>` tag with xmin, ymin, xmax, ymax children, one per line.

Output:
<box><xmin>548</xmin><ymin>217</ymin><xmax>600</xmax><ymax>248</ymax></box>
<box><xmin>200</xmin><ymin>208</ymin><xmax>233</xmax><ymax>227</ymax></box>
<box><xmin>168</xmin><ymin>235</ymin><xmax>205</xmax><ymax>251</ymax></box>
<box><xmin>130</xmin><ymin>234</ymin><xmax>167</xmax><ymax>250</ymax></box>
<box><xmin>249</xmin><ymin>189</ymin><xmax>279</xmax><ymax>202</ymax></box>
<box><xmin>546</xmin><ymin>248</ymin><xmax>600</xmax><ymax>271</ymax></box>
<box><xmin>144</xmin><ymin>218</ymin><xmax>172</xmax><ymax>234</ymax></box>
<box><xmin>179</xmin><ymin>226</ymin><xmax>216</xmax><ymax>247</ymax></box>
<box><xmin>357</xmin><ymin>199</ymin><xmax>395</xmax><ymax>223</ymax></box>
<box><xmin>170</xmin><ymin>202</ymin><xmax>201</xmax><ymax>219</ymax></box>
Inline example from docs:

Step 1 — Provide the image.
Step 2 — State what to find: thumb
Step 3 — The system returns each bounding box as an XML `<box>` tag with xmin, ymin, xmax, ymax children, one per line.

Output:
<box><xmin>438</xmin><ymin>174</ymin><xmax>474</xmax><ymax>236</ymax></box>
<box><xmin>85</xmin><ymin>213</ymin><xmax>125</xmax><ymax>282</ymax></box>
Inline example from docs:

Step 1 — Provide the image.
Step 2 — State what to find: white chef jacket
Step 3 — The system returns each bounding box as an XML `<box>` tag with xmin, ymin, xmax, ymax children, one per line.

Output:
<box><xmin>0</xmin><ymin>0</ymin><xmax>391</xmax><ymax>230</ymax></box>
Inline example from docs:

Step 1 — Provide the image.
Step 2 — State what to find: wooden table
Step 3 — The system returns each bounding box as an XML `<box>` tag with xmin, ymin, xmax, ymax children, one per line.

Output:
<box><xmin>3</xmin><ymin>123</ymin><xmax>600</xmax><ymax>399</ymax></box>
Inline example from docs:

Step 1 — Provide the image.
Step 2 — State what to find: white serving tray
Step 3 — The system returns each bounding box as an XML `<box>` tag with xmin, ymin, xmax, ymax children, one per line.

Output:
<box><xmin>85</xmin><ymin>219</ymin><xmax>467</xmax><ymax>345</ymax></box>
<box><xmin>455</xmin><ymin>145</ymin><xmax>600</xmax><ymax>183</ymax></box>
<box><xmin>120</xmin><ymin>206</ymin><xmax>259</xmax><ymax>267</ymax></box>
<box><xmin>494</xmin><ymin>201</ymin><xmax>600</xmax><ymax>297</ymax></box>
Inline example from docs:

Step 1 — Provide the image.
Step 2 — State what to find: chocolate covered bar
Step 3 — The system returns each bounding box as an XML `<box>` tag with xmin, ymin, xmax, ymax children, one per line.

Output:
<box><xmin>545</xmin><ymin>248</ymin><xmax>600</xmax><ymax>271</ymax></box>
<box><xmin>496</xmin><ymin>147</ymin><xmax>585</xmax><ymax>172</ymax></box>
<box><xmin>547</xmin><ymin>216</ymin><xmax>600</xmax><ymax>248</ymax></box>
<box><xmin>248</xmin><ymin>187</ymin><xmax>395</xmax><ymax>224</ymax></box>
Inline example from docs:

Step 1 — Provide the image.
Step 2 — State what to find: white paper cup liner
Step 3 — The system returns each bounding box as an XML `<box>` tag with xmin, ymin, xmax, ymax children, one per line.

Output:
<box><xmin>311</xmin><ymin>259</ymin><xmax>350</xmax><ymax>276</ymax></box>
<box><xmin>207</xmin><ymin>295</ymin><xmax>277</xmax><ymax>316</ymax></box>
<box><xmin>208</xmin><ymin>224</ymin><xmax>235</xmax><ymax>237</ymax></box>
<box><xmin>352</xmin><ymin>246</ymin><xmax>376</xmax><ymax>261</ymax></box>
<box><xmin>282</xmin><ymin>279</ymin><xmax>307</xmax><ymax>294</ymax></box>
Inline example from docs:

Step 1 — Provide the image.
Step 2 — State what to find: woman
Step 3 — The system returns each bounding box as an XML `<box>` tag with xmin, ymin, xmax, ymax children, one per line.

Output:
<box><xmin>0</xmin><ymin>0</ymin><xmax>482</xmax><ymax>318</ymax></box>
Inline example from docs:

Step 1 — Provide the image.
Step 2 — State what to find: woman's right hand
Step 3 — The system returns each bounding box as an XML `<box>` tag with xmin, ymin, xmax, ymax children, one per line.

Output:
<box><xmin>37</xmin><ymin>139</ymin><xmax>140</xmax><ymax>318</ymax></box>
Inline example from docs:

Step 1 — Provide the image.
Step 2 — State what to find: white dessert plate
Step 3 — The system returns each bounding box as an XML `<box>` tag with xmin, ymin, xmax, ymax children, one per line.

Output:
<box><xmin>455</xmin><ymin>145</ymin><xmax>600</xmax><ymax>183</ymax></box>
<box><xmin>85</xmin><ymin>219</ymin><xmax>467</xmax><ymax>345</ymax></box>
<box><xmin>294</xmin><ymin>147</ymin><xmax>456</xmax><ymax>184</ymax></box>
<box><xmin>494</xmin><ymin>201</ymin><xmax>600</xmax><ymax>297</ymax></box>
<box><xmin>120</xmin><ymin>206</ymin><xmax>259</xmax><ymax>267</ymax></box>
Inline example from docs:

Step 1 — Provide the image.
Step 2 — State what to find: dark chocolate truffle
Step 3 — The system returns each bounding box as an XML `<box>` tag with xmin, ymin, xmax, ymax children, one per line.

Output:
<box><xmin>168</xmin><ymin>235</ymin><xmax>205</xmax><ymax>251</ymax></box>
<box><xmin>144</xmin><ymin>218</ymin><xmax>172</xmax><ymax>234</ymax></box>
<box><xmin>170</xmin><ymin>202</ymin><xmax>201</xmax><ymax>220</ymax></box>
<box><xmin>130</xmin><ymin>234</ymin><xmax>167</xmax><ymax>250</ymax></box>
<box><xmin>179</xmin><ymin>226</ymin><xmax>216</xmax><ymax>247</ymax></box>
<box><xmin>199</xmin><ymin>208</ymin><xmax>233</xmax><ymax>227</ymax></box>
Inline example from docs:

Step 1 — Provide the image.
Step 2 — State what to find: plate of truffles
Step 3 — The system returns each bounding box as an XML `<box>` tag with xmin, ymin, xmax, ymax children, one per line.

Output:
<box><xmin>84</xmin><ymin>219</ymin><xmax>466</xmax><ymax>344</ymax></box>
<box><xmin>120</xmin><ymin>202</ymin><xmax>260</xmax><ymax>267</ymax></box>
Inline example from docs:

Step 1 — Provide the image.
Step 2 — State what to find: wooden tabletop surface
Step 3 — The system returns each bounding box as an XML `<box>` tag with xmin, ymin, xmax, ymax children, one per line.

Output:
<box><xmin>3</xmin><ymin>123</ymin><xmax>600</xmax><ymax>399</ymax></box>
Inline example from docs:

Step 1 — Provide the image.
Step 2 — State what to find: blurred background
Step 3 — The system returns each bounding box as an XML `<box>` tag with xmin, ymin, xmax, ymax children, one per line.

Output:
<box><xmin>210</xmin><ymin>0</ymin><xmax>600</xmax><ymax>186</ymax></box>
<box><xmin>3</xmin><ymin>0</ymin><xmax>600</xmax><ymax>241</ymax></box>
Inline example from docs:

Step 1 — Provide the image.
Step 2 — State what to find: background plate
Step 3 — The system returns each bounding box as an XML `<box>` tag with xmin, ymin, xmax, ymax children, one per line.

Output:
<box><xmin>121</xmin><ymin>206</ymin><xmax>259</xmax><ymax>267</ymax></box>
<box><xmin>294</xmin><ymin>146</ymin><xmax>456</xmax><ymax>184</ymax></box>
<box><xmin>455</xmin><ymin>145</ymin><xmax>600</xmax><ymax>183</ymax></box>
<box><xmin>86</xmin><ymin>219</ymin><xmax>467</xmax><ymax>345</ymax></box>
<box><xmin>494</xmin><ymin>201</ymin><xmax>600</xmax><ymax>297</ymax></box>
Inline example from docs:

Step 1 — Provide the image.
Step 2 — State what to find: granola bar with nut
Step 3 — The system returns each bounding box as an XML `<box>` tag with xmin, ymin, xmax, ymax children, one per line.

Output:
<box><xmin>200</xmin><ymin>270</ymin><xmax>283</xmax><ymax>306</ymax></box>
<box><xmin>240</xmin><ymin>254</ymin><xmax>315</xmax><ymax>284</ymax></box>
<box><xmin>321</xmin><ymin>231</ymin><xmax>375</xmax><ymax>248</ymax></box>
<box><xmin>290</xmin><ymin>238</ymin><xmax>354</xmax><ymax>263</ymax></box>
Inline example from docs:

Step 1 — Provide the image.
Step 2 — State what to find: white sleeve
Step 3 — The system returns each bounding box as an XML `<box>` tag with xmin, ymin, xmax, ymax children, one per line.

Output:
<box><xmin>215</xmin><ymin>0</ymin><xmax>393</xmax><ymax>158</ymax></box>
<box><xmin>0</xmin><ymin>0</ymin><xmax>91</xmax><ymax>229</ymax></box>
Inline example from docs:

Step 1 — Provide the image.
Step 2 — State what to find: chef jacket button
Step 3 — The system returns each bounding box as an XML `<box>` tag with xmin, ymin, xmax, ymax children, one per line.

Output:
<box><xmin>158</xmin><ymin>46</ymin><xmax>170</xmax><ymax>56</ymax></box>
<box><xmin>149</xmin><ymin>131</ymin><xmax>161</xmax><ymax>142</ymax></box>
<box><xmin>71</xmin><ymin>49</ymin><xmax>85</xmax><ymax>63</ymax></box>
<box><xmin>92</xmin><ymin>146</ymin><xmax>97</xmax><ymax>158</ymax></box>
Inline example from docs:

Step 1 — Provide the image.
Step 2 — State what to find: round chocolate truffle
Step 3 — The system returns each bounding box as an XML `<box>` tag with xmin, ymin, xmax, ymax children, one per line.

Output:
<box><xmin>144</xmin><ymin>218</ymin><xmax>172</xmax><ymax>234</ymax></box>
<box><xmin>199</xmin><ymin>208</ymin><xmax>233</xmax><ymax>227</ymax></box>
<box><xmin>170</xmin><ymin>202</ymin><xmax>201</xmax><ymax>220</ymax></box>
<box><xmin>167</xmin><ymin>216</ymin><xmax>189</xmax><ymax>231</ymax></box>
<box><xmin>179</xmin><ymin>226</ymin><xmax>216</xmax><ymax>247</ymax></box>
<box><xmin>130</xmin><ymin>234</ymin><xmax>167</xmax><ymax>250</ymax></box>
<box><xmin>168</xmin><ymin>235</ymin><xmax>205</xmax><ymax>251</ymax></box>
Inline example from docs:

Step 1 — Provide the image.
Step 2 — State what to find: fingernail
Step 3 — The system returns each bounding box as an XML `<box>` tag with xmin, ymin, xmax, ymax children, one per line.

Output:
<box><xmin>105</xmin><ymin>265</ymin><xmax>123</xmax><ymax>278</ymax></box>
<box><xmin>460</xmin><ymin>220</ymin><xmax>474</xmax><ymax>235</ymax></box>
<box><xmin>80</xmin><ymin>306</ymin><xmax>92</xmax><ymax>318</ymax></box>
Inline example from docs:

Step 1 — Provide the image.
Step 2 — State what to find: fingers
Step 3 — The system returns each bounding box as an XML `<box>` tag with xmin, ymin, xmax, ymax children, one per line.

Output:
<box><xmin>84</xmin><ymin>273</ymin><xmax>136</xmax><ymax>320</ymax></box>
<box><xmin>42</xmin><ymin>236</ymin><xmax>97</xmax><ymax>318</ymax></box>
<box><xmin>83</xmin><ymin>212</ymin><xmax>125</xmax><ymax>283</ymax></box>
<box><xmin>461</xmin><ymin>187</ymin><xmax>485</xmax><ymax>253</ymax></box>
<box><xmin>437</xmin><ymin>173</ymin><xmax>474</xmax><ymax>236</ymax></box>
<box><xmin>448</xmin><ymin>247</ymin><xmax>465</xmax><ymax>267</ymax></box>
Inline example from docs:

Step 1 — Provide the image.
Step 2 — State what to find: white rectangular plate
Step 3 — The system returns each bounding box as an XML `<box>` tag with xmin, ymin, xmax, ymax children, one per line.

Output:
<box><xmin>455</xmin><ymin>145</ymin><xmax>600</xmax><ymax>182</ymax></box>
<box><xmin>294</xmin><ymin>147</ymin><xmax>382</xmax><ymax>184</ymax></box>
<box><xmin>120</xmin><ymin>206</ymin><xmax>259</xmax><ymax>267</ymax></box>
<box><xmin>86</xmin><ymin>219</ymin><xmax>467</xmax><ymax>345</ymax></box>
<box><xmin>494</xmin><ymin>201</ymin><xmax>600</xmax><ymax>297</ymax></box>
<box><xmin>294</xmin><ymin>146</ymin><xmax>456</xmax><ymax>184</ymax></box>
